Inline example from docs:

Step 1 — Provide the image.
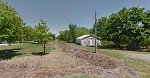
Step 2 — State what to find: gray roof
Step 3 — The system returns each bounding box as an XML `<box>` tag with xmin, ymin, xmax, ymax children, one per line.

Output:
<box><xmin>76</xmin><ymin>34</ymin><xmax>92</xmax><ymax>39</ymax></box>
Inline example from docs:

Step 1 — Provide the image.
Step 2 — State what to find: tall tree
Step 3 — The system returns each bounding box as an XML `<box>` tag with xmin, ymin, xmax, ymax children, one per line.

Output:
<box><xmin>141</xmin><ymin>10</ymin><xmax>150</xmax><ymax>48</ymax></box>
<box><xmin>125</xmin><ymin>7</ymin><xmax>146</xmax><ymax>50</ymax></box>
<box><xmin>107</xmin><ymin>8</ymin><xmax>129</xmax><ymax>48</ymax></box>
<box><xmin>0</xmin><ymin>1</ymin><xmax>23</xmax><ymax>45</ymax></box>
<box><xmin>68</xmin><ymin>24</ymin><xmax>77</xmax><ymax>43</ymax></box>
<box><xmin>97</xmin><ymin>17</ymin><xmax>109</xmax><ymax>40</ymax></box>
<box><xmin>96</xmin><ymin>6</ymin><xmax>150</xmax><ymax>50</ymax></box>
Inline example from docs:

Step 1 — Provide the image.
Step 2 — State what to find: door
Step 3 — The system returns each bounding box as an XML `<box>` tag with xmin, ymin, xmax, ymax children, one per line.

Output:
<box><xmin>90</xmin><ymin>40</ymin><xmax>92</xmax><ymax>46</ymax></box>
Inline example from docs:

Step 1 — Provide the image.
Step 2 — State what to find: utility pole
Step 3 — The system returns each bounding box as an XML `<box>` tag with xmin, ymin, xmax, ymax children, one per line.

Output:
<box><xmin>94</xmin><ymin>12</ymin><xmax>97</xmax><ymax>53</ymax></box>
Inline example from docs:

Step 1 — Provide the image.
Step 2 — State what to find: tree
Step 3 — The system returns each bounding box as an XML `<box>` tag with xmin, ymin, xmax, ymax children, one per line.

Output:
<box><xmin>51</xmin><ymin>33</ymin><xmax>56</xmax><ymax>40</ymax></box>
<box><xmin>68</xmin><ymin>24</ymin><xmax>77</xmax><ymax>43</ymax></box>
<box><xmin>58</xmin><ymin>30</ymin><xmax>69</xmax><ymax>42</ymax></box>
<box><xmin>97</xmin><ymin>17</ymin><xmax>109</xmax><ymax>40</ymax></box>
<box><xmin>0</xmin><ymin>1</ymin><xmax>23</xmax><ymax>45</ymax></box>
<box><xmin>22</xmin><ymin>26</ymin><xmax>34</xmax><ymax>41</ymax></box>
<box><xmin>89</xmin><ymin>28</ymin><xmax>94</xmax><ymax>34</ymax></box>
<box><xmin>121</xmin><ymin>7</ymin><xmax>146</xmax><ymax>50</ymax></box>
<box><xmin>95</xmin><ymin>6</ymin><xmax>150</xmax><ymax>50</ymax></box>
<box><xmin>58</xmin><ymin>24</ymin><xmax>90</xmax><ymax>43</ymax></box>
<box><xmin>35</xmin><ymin>20</ymin><xmax>52</xmax><ymax>53</ymax></box>
<box><xmin>75</xmin><ymin>26</ymin><xmax>89</xmax><ymax>37</ymax></box>
<box><xmin>107</xmin><ymin>8</ymin><xmax>130</xmax><ymax>48</ymax></box>
<box><xmin>141</xmin><ymin>10</ymin><xmax>150</xmax><ymax>48</ymax></box>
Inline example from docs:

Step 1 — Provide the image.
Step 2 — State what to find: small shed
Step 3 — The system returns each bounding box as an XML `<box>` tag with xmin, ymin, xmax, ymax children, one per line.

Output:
<box><xmin>76</xmin><ymin>34</ymin><xmax>101</xmax><ymax>46</ymax></box>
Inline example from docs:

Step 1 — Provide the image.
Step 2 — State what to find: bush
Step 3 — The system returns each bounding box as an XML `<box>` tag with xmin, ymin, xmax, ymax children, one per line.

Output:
<box><xmin>101</xmin><ymin>41</ymin><xmax>115</xmax><ymax>46</ymax></box>
<box><xmin>97</xmin><ymin>41</ymin><xmax>115</xmax><ymax>49</ymax></box>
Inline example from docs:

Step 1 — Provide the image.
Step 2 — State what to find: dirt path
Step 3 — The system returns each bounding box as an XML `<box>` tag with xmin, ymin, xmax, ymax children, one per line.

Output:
<box><xmin>0</xmin><ymin>42</ymin><xmax>91</xmax><ymax>78</ymax></box>
<box><xmin>0</xmin><ymin>41</ymin><xmax>138</xmax><ymax>78</ymax></box>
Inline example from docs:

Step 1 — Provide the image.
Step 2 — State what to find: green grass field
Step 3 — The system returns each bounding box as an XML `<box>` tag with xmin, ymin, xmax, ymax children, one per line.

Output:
<box><xmin>0</xmin><ymin>42</ymin><xmax>55</xmax><ymax>60</ymax></box>
<box><xmin>70</xmin><ymin>43</ymin><xmax>150</xmax><ymax>78</ymax></box>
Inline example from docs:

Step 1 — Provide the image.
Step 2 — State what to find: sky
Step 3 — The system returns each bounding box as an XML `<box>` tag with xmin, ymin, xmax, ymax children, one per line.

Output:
<box><xmin>5</xmin><ymin>0</ymin><xmax>150</xmax><ymax>35</ymax></box>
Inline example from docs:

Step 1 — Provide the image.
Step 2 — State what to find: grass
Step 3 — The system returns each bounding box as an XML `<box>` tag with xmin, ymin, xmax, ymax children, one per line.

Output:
<box><xmin>97</xmin><ymin>49</ymin><xmax>150</xmax><ymax>78</ymax></box>
<box><xmin>124</xmin><ymin>58</ymin><xmax>150</xmax><ymax>78</ymax></box>
<box><xmin>0</xmin><ymin>42</ymin><xmax>55</xmax><ymax>60</ymax></box>
<box><xmin>69</xmin><ymin>43</ymin><xmax>150</xmax><ymax>78</ymax></box>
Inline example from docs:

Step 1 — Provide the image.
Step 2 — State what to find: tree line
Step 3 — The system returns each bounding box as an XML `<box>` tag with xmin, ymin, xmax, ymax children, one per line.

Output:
<box><xmin>58</xmin><ymin>24</ymin><xmax>92</xmax><ymax>43</ymax></box>
<box><xmin>58</xmin><ymin>7</ymin><xmax>150</xmax><ymax>51</ymax></box>
<box><xmin>96</xmin><ymin>7</ymin><xmax>150</xmax><ymax>51</ymax></box>
<box><xmin>1</xmin><ymin>0</ymin><xmax>149</xmax><ymax>51</ymax></box>
<box><xmin>0</xmin><ymin>1</ymin><xmax>55</xmax><ymax>52</ymax></box>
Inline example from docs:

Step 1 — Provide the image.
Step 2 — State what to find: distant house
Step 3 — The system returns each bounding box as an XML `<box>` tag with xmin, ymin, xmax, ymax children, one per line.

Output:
<box><xmin>76</xmin><ymin>34</ymin><xmax>101</xmax><ymax>46</ymax></box>
<box><xmin>0</xmin><ymin>41</ymin><xmax>9</xmax><ymax>46</ymax></box>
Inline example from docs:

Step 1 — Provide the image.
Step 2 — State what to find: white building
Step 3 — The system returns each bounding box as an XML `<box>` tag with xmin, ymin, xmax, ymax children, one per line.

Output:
<box><xmin>76</xmin><ymin>34</ymin><xmax>101</xmax><ymax>46</ymax></box>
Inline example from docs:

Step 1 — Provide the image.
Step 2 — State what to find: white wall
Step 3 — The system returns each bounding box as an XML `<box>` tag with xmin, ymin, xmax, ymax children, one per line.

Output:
<box><xmin>76</xmin><ymin>36</ymin><xmax>101</xmax><ymax>46</ymax></box>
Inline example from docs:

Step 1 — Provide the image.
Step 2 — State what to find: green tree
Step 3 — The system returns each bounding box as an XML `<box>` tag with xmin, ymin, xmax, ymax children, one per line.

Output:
<box><xmin>141</xmin><ymin>10</ymin><xmax>150</xmax><ymax>48</ymax></box>
<box><xmin>107</xmin><ymin>8</ymin><xmax>129</xmax><ymax>48</ymax></box>
<box><xmin>58</xmin><ymin>24</ymin><xmax>90</xmax><ymax>43</ymax></box>
<box><xmin>96</xmin><ymin>7</ymin><xmax>150</xmax><ymax>50</ymax></box>
<box><xmin>51</xmin><ymin>33</ymin><xmax>56</xmax><ymax>40</ymax></box>
<box><xmin>89</xmin><ymin>28</ymin><xmax>94</xmax><ymax>34</ymax></box>
<box><xmin>0</xmin><ymin>1</ymin><xmax>23</xmax><ymax>45</ymax></box>
<box><xmin>58</xmin><ymin>30</ymin><xmax>69</xmax><ymax>42</ymax></box>
<box><xmin>68</xmin><ymin>24</ymin><xmax>77</xmax><ymax>43</ymax></box>
<box><xmin>22</xmin><ymin>26</ymin><xmax>34</xmax><ymax>41</ymax></box>
<box><xmin>35</xmin><ymin>20</ymin><xmax>52</xmax><ymax>53</ymax></box>
<box><xmin>120</xmin><ymin>7</ymin><xmax>147</xmax><ymax>50</ymax></box>
<box><xmin>97</xmin><ymin>17</ymin><xmax>109</xmax><ymax>40</ymax></box>
<box><xmin>75</xmin><ymin>26</ymin><xmax>89</xmax><ymax>37</ymax></box>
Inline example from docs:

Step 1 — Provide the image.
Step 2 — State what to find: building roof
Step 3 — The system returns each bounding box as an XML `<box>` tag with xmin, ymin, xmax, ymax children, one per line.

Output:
<box><xmin>76</xmin><ymin>34</ymin><xmax>93</xmax><ymax>39</ymax></box>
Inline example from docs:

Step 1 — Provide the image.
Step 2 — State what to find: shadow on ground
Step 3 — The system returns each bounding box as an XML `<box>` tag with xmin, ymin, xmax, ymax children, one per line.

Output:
<box><xmin>32</xmin><ymin>52</ymin><xmax>49</xmax><ymax>56</ymax></box>
<box><xmin>0</xmin><ymin>48</ymin><xmax>23</xmax><ymax>60</ymax></box>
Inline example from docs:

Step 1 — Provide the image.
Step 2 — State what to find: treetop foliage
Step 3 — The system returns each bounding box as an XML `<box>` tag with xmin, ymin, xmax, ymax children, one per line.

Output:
<box><xmin>0</xmin><ymin>1</ymin><xmax>23</xmax><ymax>44</ymax></box>
<box><xmin>0</xmin><ymin>1</ymin><xmax>55</xmax><ymax>46</ymax></box>
<box><xmin>97</xmin><ymin>6</ymin><xmax>150</xmax><ymax>50</ymax></box>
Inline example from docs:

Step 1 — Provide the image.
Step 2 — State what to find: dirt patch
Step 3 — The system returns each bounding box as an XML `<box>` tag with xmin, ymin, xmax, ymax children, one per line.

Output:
<box><xmin>60</xmin><ymin>43</ymin><xmax>139</xmax><ymax>78</ymax></box>
<box><xmin>60</xmin><ymin>43</ymin><xmax>121</xmax><ymax>69</ymax></box>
